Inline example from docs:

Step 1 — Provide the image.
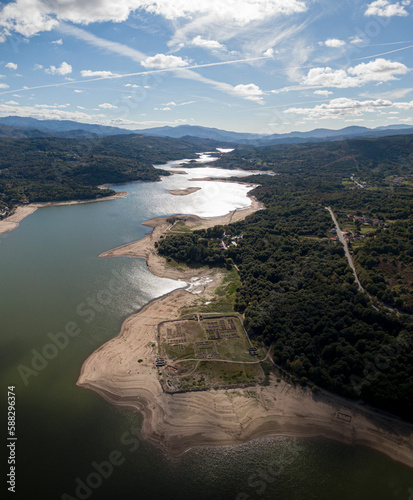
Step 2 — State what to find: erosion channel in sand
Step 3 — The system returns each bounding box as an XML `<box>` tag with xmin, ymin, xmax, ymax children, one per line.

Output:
<box><xmin>77</xmin><ymin>192</ymin><xmax>413</xmax><ymax>468</ymax></box>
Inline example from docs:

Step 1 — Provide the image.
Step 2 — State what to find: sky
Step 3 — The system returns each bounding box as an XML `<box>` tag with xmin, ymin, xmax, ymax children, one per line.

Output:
<box><xmin>0</xmin><ymin>0</ymin><xmax>412</xmax><ymax>134</ymax></box>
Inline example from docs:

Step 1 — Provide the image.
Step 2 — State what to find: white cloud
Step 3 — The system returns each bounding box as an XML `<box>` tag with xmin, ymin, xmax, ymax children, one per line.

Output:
<box><xmin>348</xmin><ymin>58</ymin><xmax>409</xmax><ymax>82</ymax></box>
<box><xmin>141</xmin><ymin>54</ymin><xmax>188</xmax><ymax>69</ymax></box>
<box><xmin>52</xmin><ymin>38</ymin><xmax>63</xmax><ymax>44</ymax></box>
<box><xmin>285</xmin><ymin>97</ymin><xmax>393</xmax><ymax>119</ymax></box>
<box><xmin>156</xmin><ymin>100</ymin><xmax>195</xmax><ymax>110</ymax></box>
<box><xmin>350</xmin><ymin>36</ymin><xmax>365</xmax><ymax>45</ymax></box>
<box><xmin>46</xmin><ymin>61</ymin><xmax>72</xmax><ymax>75</ymax></box>
<box><xmin>0</xmin><ymin>102</ymin><xmax>105</xmax><ymax>123</ymax></box>
<box><xmin>125</xmin><ymin>83</ymin><xmax>140</xmax><ymax>87</ymax></box>
<box><xmin>394</xmin><ymin>100</ymin><xmax>413</xmax><ymax>109</ymax></box>
<box><xmin>365</xmin><ymin>0</ymin><xmax>410</xmax><ymax>17</ymax></box>
<box><xmin>314</xmin><ymin>90</ymin><xmax>333</xmax><ymax>96</ymax></box>
<box><xmin>0</xmin><ymin>83</ymin><xmax>9</xmax><ymax>89</ymax></box>
<box><xmin>5</xmin><ymin>100</ymin><xmax>18</xmax><ymax>105</ymax></box>
<box><xmin>302</xmin><ymin>58</ymin><xmax>409</xmax><ymax>88</ymax></box>
<box><xmin>34</xmin><ymin>103</ymin><xmax>70</xmax><ymax>108</ymax></box>
<box><xmin>190</xmin><ymin>35</ymin><xmax>226</xmax><ymax>51</ymax></box>
<box><xmin>233</xmin><ymin>83</ymin><xmax>264</xmax><ymax>103</ymax></box>
<box><xmin>74</xmin><ymin>89</ymin><xmax>83</xmax><ymax>93</ymax></box>
<box><xmin>324</xmin><ymin>38</ymin><xmax>345</xmax><ymax>48</ymax></box>
<box><xmin>34</xmin><ymin>64</ymin><xmax>43</xmax><ymax>70</ymax></box>
<box><xmin>80</xmin><ymin>69</ymin><xmax>119</xmax><ymax>78</ymax></box>
<box><xmin>0</xmin><ymin>0</ymin><xmax>308</xmax><ymax>39</ymax></box>
<box><xmin>98</xmin><ymin>102</ymin><xmax>118</xmax><ymax>109</ymax></box>
<box><xmin>5</xmin><ymin>62</ymin><xmax>17</xmax><ymax>70</ymax></box>
<box><xmin>303</xmin><ymin>67</ymin><xmax>358</xmax><ymax>88</ymax></box>
<box><xmin>263</xmin><ymin>48</ymin><xmax>274</xmax><ymax>57</ymax></box>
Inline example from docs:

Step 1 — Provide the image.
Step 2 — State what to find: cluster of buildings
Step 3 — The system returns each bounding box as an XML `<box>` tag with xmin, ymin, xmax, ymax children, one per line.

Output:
<box><xmin>348</xmin><ymin>214</ymin><xmax>385</xmax><ymax>227</ymax></box>
<box><xmin>218</xmin><ymin>233</ymin><xmax>243</xmax><ymax>250</ymax></box>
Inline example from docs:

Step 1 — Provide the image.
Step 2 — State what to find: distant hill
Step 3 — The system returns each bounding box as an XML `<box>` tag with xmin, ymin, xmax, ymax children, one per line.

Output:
<box><xmin>0</xmin><ymin>116</ymin><xmax>128</xmax><ymax>137</ymax></box>
<box><xmin>137</xmin><ymin>124</ymin><xmax>413</xmax><ymax>145</ymax></box>
<box><xmin>0</xmin><ymin>115</ymin><xmax>412</xmax><ymax>144</ymax></box>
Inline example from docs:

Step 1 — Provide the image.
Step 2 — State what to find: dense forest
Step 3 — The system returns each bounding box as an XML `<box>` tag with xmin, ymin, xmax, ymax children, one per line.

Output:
<box><xmin>0</xmin><ymin>133</ymin><xmax>218</xmax><ymax>217</ymax></box>
<box><xmin>159</xmin><ymin>134</ymin><xmax>413</xmax><ymax>420</ymax></box>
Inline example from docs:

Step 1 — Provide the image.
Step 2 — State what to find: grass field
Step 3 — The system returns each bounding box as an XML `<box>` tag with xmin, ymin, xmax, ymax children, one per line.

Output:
<box><xmin>158</xmin><ymin>313</ymin><xmax>266</xmax><ymax>392</ymax></box>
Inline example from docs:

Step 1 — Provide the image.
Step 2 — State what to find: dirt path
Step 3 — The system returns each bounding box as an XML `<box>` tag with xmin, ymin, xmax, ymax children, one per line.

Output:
<box><xmin>326</xmin><ymin>207</ymin><xmax>364</xmax><ymax>292</ymax></box>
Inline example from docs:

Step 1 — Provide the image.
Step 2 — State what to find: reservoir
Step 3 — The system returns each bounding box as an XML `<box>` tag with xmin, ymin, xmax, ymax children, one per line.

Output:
<box><xmin>1</xmin><ymin>157</ymin><xmax>412</xmax><ymax>500</ymax></box>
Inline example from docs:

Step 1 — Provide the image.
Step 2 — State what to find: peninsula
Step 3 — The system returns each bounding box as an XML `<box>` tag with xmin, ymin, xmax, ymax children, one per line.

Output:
<box><xmin>78</xmin><ymin>191</ymin><xmax>413</xmax><ymax>467</ymax></box>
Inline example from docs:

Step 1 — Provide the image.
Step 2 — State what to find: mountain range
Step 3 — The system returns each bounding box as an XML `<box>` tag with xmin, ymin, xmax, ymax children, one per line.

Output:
<box><xmin>0</xmin><ymin>115</ymin><xmax>412</xmax><ymax>145</ymax></box>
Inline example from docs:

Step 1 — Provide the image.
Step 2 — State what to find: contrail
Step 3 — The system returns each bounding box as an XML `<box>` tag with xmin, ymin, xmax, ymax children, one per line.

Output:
<box><xmin>0</xmin><ymin>56</ymin><xmax>271</xmax><ymax>95</ymax></box>
<box><xmin>353</xmin><ymin>43</ymin><xmax>413</xmax><ymax>60</ymax></box>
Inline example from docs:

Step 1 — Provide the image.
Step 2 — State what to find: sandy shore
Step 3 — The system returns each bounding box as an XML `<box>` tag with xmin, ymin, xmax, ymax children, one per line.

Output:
<box><xmin>99</xmin><ymin>196</ymin><xmax>263</xmax><ymax>280</ymax></box>
<box><xmin>79</xmin><ymin>195</ymin><xmax>413</xmax><ymax>468</ymax></box>
<box><xmin>0</xmin><ymin>192</ymin><xmax>127</xmax><ymax>235</ymax></box>
<box><xmin>168</xmin><ymin>187</ymin><xmax>201</xmax><ymax>196</ymax></box>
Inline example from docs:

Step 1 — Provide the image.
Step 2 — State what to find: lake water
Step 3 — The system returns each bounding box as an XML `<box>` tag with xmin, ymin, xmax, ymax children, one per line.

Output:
<box><xmin>1</xmin><ymin>157</ymin><xmax>412</xmax><ymax>500</ymax></box>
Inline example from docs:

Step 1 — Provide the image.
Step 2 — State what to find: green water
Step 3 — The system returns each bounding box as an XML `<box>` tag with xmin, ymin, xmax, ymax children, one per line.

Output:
<box><xmin>1</xmin><ymin>160</ymin><xmax>412</xmax><ymax>499</ymax></box>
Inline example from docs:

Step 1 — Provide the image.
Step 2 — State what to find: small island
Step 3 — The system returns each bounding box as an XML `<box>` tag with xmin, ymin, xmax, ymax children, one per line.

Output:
<box><xmin>168</xmin><ymin>187</ymin><xmax>202</xmax><ymax>196</ymax></box>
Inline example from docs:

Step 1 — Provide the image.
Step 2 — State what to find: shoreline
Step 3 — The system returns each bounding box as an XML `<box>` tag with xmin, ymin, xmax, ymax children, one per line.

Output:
<box><xmin>78</xmin><ymin>194</ymin><xmax>413</xmax><ymax>468</ymax></box>
<box><xmin>0</xmin><ymin>192</ymin><xmax>127</xmax><ymax>235</ymax></box>
<box><xmin>99</xmin><ymin>195</ymin><xmax>264</xmax><ymax>280</ymax></box>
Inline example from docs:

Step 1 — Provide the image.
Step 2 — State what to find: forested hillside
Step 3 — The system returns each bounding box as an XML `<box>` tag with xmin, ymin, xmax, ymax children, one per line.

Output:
<box><xmin>158</xmin><ymin>135</ymin><xmax>413</xmax><ymax>420</ymax></box>
<box><xmin>0</xmin><ymin>133</ymin><xmax>213</xmax><ymax>217</ymax></box>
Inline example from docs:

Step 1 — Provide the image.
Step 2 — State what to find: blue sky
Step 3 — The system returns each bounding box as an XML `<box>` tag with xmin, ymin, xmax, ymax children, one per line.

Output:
<box><xmin>0</xmin><ymin>0</ymin><xmax>412</xmax><ymax>133</ymax></box>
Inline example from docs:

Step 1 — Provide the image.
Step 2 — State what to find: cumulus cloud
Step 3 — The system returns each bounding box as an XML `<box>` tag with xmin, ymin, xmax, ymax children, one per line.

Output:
<box><xmin>52</xmin><ymin>38</ymin><xmax>63</xmax><ymax>44</ymax></box>
<box><xmin>263</xmin><ymin>48</ymin><xmax>274</xmax><ymax>57</ymax></box>
<box><xmin>303</xmin><ymin>67</ymin><xmax>358</xmax><ymax>88</ymax></box>
<box><xmin>80</xmin><ymin>69</ymin><xmax>119</xmax><ymax>78</ymax></box>
<box><xmin>350</xmin><ymin>36</ymin><xmax>365</xmax><ymax>44</ymax></box>
<box><xmin>0</xmin><ymin>102</ymin><xmax>105</xmax><ymax>123</ymax></box>
<box><xmin>141</xmin><ymin>54</ymin><xmax>188</xmax><ymax>69</ymax></box>
<box><xmin>98</xmin><ymin>102</ymin><xmax>118</xmax><ymax>109</ymax></box>
<box><xmin>233</xmin><ymin>83</ymin><xmax>264</xmax><ymax>103</ymax></box>
<box><xmin>348</xmin><ymin>58</ymin><xmax>409</xmax><ymax>82</ymax></box>
<box><xmin>285</xmin><ymin>97</ymin><xmax>393</xmax><ymax>119</ymax></box>
<box><xmin>46</xmin><ymin>61</ymin><xmax>72</xmax><ymax>75</ymax></box>
<box><xmin>0</xmin><ymin>0</ymin><xmax>308</xmax><ymax>39</ymax></box>
<box><xmin>0</xmin><ymin>83</ymin><xmax>10</xmax><ymax>88</ymax></box>
<box><xmin>74</xmin><ymin>89</ymin><xmax>83</xmax><ymax>93</ymax></box>
<box><xmin>324</xmin><ymin>38</ymin><xmax>346</xmax><ymax>48</ymax></box>
<box><xmin>302</xmin><ymin>58</ymin><xmax>409</xmax><ymax>88</ymax></box>
<box><xmin>5</xmin><ymin>100</ymin><xmax>18</xmax><ymax>105</ymax></box>
<box><xmin>190</xmin><ymin>36</ymin><xmax>226</xmax><ymax>51</ymax></box>
<box><xmin>394</xmin><ymin>100</ymin><xmax>413</xmax><ymax>109</ymax></box>
<box><xmin>5</xmin><ymin>62</ymin><xmax>17</xmax><ymax>70</ymax></box>
<box><xmin>365</xmin><ymin>0</ymin><xmax>410</xmax><ymax>17</ymax></box>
